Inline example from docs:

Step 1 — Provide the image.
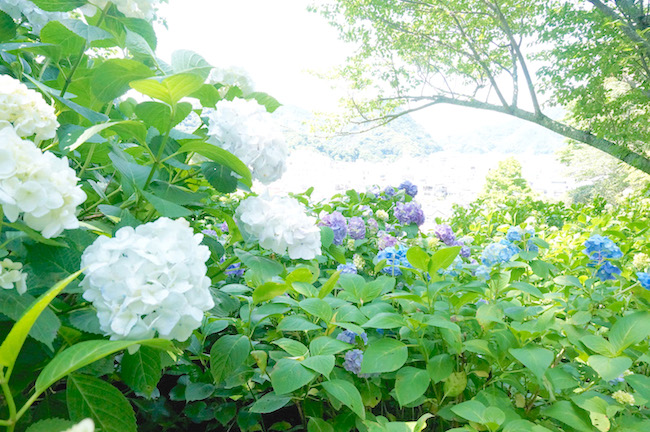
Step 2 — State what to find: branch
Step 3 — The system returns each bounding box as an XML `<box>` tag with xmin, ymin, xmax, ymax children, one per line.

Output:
<box><xmin>587</xmin><ymin>0</ymin><xmax>650</xmax><ymax>55</ymax></box>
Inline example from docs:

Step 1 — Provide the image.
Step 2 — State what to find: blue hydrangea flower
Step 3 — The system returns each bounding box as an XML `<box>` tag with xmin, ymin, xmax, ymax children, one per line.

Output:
<box><xmin>398</xmin><ymin>181</ymin><xmax>418</xmax><ymax>197</ymax></box>
<box><xmin>337</xmin><ymin>330</ymin><xmax>368</xmax><ymax>345</ymax></box>
<box><xmin>343</xmin><ymin>349</ymin><xmax>363</xmax><ymax>375</ymax></box>
<box><xmin>225</xmin><ymin>262</ymin><xmax>245</xmax><ymax>277</ymax></box>
<box><xmin>583</xmin><ymin>235</ymin><xmax>623</xmax><ymax>262</ymax></box>
<box><xmin>433</xmin><ymin>224</ymin><xmax>456</xmax><ymax>245</ymax></box>
<box><xmin>506</xmin><ymin>226</ymin><xmax>524</xmax><ymax>242</ymax></box>
<box><xmin>320</xmin><ymin>211</ymin><xmax>348</xmax><ymax>245</ymax></box>
<box><xmin>348</xmin><ymin>217</ymin><xmax>366</xmax><ymax>240</ymax></box>
<box><xmin>481</xmin><ymin>240</ymin><xmax>519</xmax><ymax>267</ymax></box>
<box><xmin>440</xmin><ymin>255</ymin><xmax>463</xmax><ymax>277</ymax></box>
<box><xmin>394</xmin><ymin>201</ymin><xmax>425</xmax><ymax>226</ymax></box>
<box><xmin>377</xmin><ymin>246</ymin><xmax>412</xmax><ymax>276</ymax></box>
<box><xmin>337</xmin><ymin>263</ymin><xmax>358</xmax><ymax>274</ymax></box>
<box><xmin>526</xmin><ymin>240</ymin><xmax>539</xmax><ymax>253</ymax></box>
<box><xmin>202</xmin><ymin>229</ymin><xmax>218</xmax><ymax>237</ymax></box>
<box><xmin>596</xmin><ymin>261</ymin><xmax>621</xmax><ymax>281</ymax></box>
<box><xmin>383</xmin><ymin>186</ymin><xmax>397</xmax><ymax>198</ymax></box>
<box><xmin>637</xmin><ymin>272</ymin><xmax>650</xmax><ymax>290</ymax></box>
<box><xmin>475</xmin><ymin>265</ymin><xmax>491</xmax><ymax>281</ymax></box>
<box><xmin>220</xmin><ymin>222</ymin><xmax>229</xmax><ymax>233</ymax></box>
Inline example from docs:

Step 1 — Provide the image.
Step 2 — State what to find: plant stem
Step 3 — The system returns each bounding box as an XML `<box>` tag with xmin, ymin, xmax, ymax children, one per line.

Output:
<box><xmin>0</xmin><ymin>370</ymin><xmax>16</xmax><ymax>432</ymax></box>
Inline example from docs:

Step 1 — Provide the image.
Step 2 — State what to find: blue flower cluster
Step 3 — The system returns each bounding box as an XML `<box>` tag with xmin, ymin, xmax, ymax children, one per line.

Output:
<box><xmin>637</xmin><ymin>272</ymin><xmax>650</xmax><ymax>290</ymax></box>
<box><xmin>348</xmin><ymin>216</ymin><xmax>366</xmax><ymax>240</ymax></box>
<box><xmin>394</xmin><ymin>201</ymin><xmax>425</xmax><ymax>226</ymax></box>
<box><xmin>320</xmin><ymin>211</ymin><xmax>348</xmax><ymax>245</ymax></box>
<box><xmin>481</xmin><ymin>240</ymin><xmax>519</xmax><ymax>267</ymax></box>
<box><xmin>583</xmin><ymin>235</ymin><xmax>622</xmax><ymax>281</ymax></box>
<box><xmin>343</xmin><ymin>349</ymin><xmax>363</xmax><ymax>375</ymax></box>
<box><xmin>474</xmin><ymin>264</ymin><xmax>491</xmax><ymax>281</ymax></box>
<box><xmin>377</xmin><ymin>247</ymin><xmax>412</xmax><ymax>276</ymax></box>
<box><xmin>398</xmin><ymin>180</ymin><xmax>418</xmax><ymax>197</ymax></box>
<box><xmin>440</xmin><ymin>255</ymin><xmax>464</xmax><ymax>277</ymax></box>
<box><xmin>506</xmin><ymin>226</ymin><xmax>539</xmax><ymax>253</ymax></box>
<box><xmin>337</xmin><ymin>330</ymin><xmax>368</xmax><ymax>345</ymax></box>
<box><xmin>337</xmin><ymin>263</ymin><xmax>358</xmax><ymax>274</ymax></box>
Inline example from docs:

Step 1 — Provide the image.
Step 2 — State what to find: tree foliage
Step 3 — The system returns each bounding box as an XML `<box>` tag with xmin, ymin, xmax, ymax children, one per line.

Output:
<box><xmin>311</xmin><ymin>0</ymin><xmax>650</xmax><ymax>174</ymax></box>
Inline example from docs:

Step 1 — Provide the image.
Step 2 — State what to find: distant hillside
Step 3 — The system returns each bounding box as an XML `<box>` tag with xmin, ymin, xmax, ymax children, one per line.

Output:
<box><xmin>273</xmin><ymin>105</ymin><xmax>567</xmax><ymax>161</ymax></box>
<box><xmin>273</xmin><ymin>106</ymin><xmax>442</xmax><ymax>161</ymax></box>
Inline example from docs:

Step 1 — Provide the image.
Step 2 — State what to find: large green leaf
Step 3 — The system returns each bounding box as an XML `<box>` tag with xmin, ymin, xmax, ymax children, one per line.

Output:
<box><xmin>309</xmin><ymin>336</ymin><xmax>351</xmax><ymax>356</ymax></box>
<box><xmin>428</xmin><ymin>246</ymin><xmax>461</xmax><ymax>274</ymax></box>
<box><xmin>40</xmin><ymin>21</ymin><xmax>84</xmax><ymax>57</ymax></box>
<box><xmin>201</xmin><ymin>162</ymin><xmax>238</xmax><ymax>193</ymax></box>
<box><xmin>141</xmin><ymin>191</ymin><xmax>192</xmax><ymax>218</ymax></box>
<box><xmin>210</xmin><ymin>334</ymin><xmax>250</xmax><ymax>384</ymax></box>
<box><xmin>360</xmin><ymin>338</ymin><xmax>408</xmax><ymax>374</ymax></box>
<box><xmin>395</xmin><ymin>367</ymin><xmax>430</xmax><ymax>406</ymax></box>
<box><xmin>179</xmin><ymin>141</ymin><xmax>252</xmax><ymax>187</ymax></box>
<box><xmin>509</xmin><ymin>347</ymin><xmax>554</xmax><ymax>382</ymax></box>
<box><xmin>171</xmin><ymin>49</ymin><xmax>212</xmax><ymax>79</ymax></box>
<box><xmin>406</xmin><ymin>246</ymin><xmax>429</xmax><ymax>272</ymax></box>
<box><xmin>0</xmin><ymin>270</ymin><xmax>82</xmax><ymax>372</ymax></box>
<box><xmin>249</xmin><ymin>392</ymin><xmax>291</xmax><ymax>414</ymax></box>
<box><xmin>130</xmin><ymin>73</ymin><xmax>204</xmax><ymax>106</ymax></box>
<box><xmin>65</xmin><ymin>121</ymin><xmax>131</xmax><ymax>151</ymax></box>
<box><xmin>541</xmin><ymin>401</ymin><xmax>593</xmax><ymax>432</ymax></box>
<box><xmin>91</xmin><ymin>59</ymin><xmax>154</xmax><ymax>102</ymax></box>
<box><xmin>31</xmin><ymin>0</ymin><xmax>86</xmax><ymax>11</ymax></box>
<box><xmin>299</xmin><ymin>298</ymin><xmax>333</xmax><ymax>322</ymax></box>
<box><xmin>625</xmin><ymin>374</ymin><xmax>650</xmax><ymax>401</ymax></box>
<box><xmin>67</xmin><ymin>374</ymin><xmax>137</xmax><ymax>432</ymax></box>
<box><xmin>322</xmin><ymin>379</ymin><xmax>365</xmax><ymax>419</ymax></box>
<box><xmin>0</xmin><ymin>291</ymin><xmax>60</xmax><ymax>349</ymax></box>
<box><xmin>300</xmin><ymin>355</ymin><xmax>335</xmax><ymax>378</ymax></box>
<box><xmin>35</xmin><ymin>339</ymin><xmax>173</xmax><ymax>394</ymax></box>
<box><xmin>362</xmin><ymin>313</ymin><xmax>405</xmax><ymax>329</ymax></box>
<box><xmin>608</xmin><ymin>311</ymin><xmax>650</xmax><ymax>354</ymax></box>
<box><xmin>427</xmin><ymin>353</ymin><xmax>454</xmax><ymax>383</ymax></box>
<box><xmin>270</xmin><ymin>358</ymin><xmax>316</xmax><ymax>394</ymax></box>
<box><xmin>587</xmin><ymin>355</ymin><xmax>632</xmax><ymax>382</ymax></box>
<box><xmin>0</xmin><ymin>11</ymin><xmax>17</xmax><ymax>42</ymax></box>
<box><xmin>120</xmin><ymin>346</ymin><xmax>162</xmax><ymax>397</ymax></box>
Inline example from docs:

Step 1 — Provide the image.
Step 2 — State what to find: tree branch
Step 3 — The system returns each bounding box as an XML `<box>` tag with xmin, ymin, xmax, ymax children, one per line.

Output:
<box><xmin>587</xmin><ymin>0</ymin><xmax>650</xmax><ymax>55</ymax></box>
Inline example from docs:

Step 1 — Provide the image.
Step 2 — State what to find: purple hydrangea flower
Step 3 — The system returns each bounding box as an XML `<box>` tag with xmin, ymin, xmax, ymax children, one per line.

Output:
<box><xmin>398</xmin><ymin>181</ymin><xmax>418</xmax><ymax>197</ymax></box>
<box><xmin>383</xmin><ymin>186</ymin><xmax>397</xmax><ymax>198</ymax></box>
<box><xmin>202</xmin><ymin>229</ymin><xmax>218</xmax><ymax>237</ymax></box>
<box><xmin>220</xmin><ymin>222</ymin><xmax>229</xmax><ymax>233</ymax></box>
<box><xmin>320</xmin><ymin>211</ymin><xmax>348</xmax><ymax>245</ymax></box>
<box><xmin>348</xmin><ymin>217</ymin><xmax>366</xmax><ymax>240</ymax></box>
<box><xmin>596</xmin><ymin>261</ymin><xmax>621</xmax><ymax>281</ymax></box>
<box><xmin>394</xmin><ymin>201</ymin><xmax>425</xmax><ymax>226</ymax></box>
<box><xmin>343</xmin><ymin>349</ymin><xmax>363</xmax><ymax>375</ymax></box>
<box><xmin>225</xmin><ymin>262</ymin><xmax>245</xmax><ymax>277</ymax></box>
<box><xmin>377</xmin><ymin>232</ymin><xmax>398</xmax><ymax>250</ymax></box>
<box><xmin>337</xmin><ymin>330</ymin><xmax>368</xmax><ymax>345</ymax></box>
<box><xmin>337</xmin><ymin>263</ymin><xmax>358</xmax><ymax>274</ymax></box>
<box><xmin>433</xmin><ymin>224</ymin><xmax>456</xmax><ymax>245</ymax></box>
<box><xmin>367</xmin><ymin>218</ymin><xmax>379</xmax><ymax>234</ymax></box>
<box><xmin>637</xmin><ymin>272</ymin><xmax>650</xmax><ymax>290</ymax></box>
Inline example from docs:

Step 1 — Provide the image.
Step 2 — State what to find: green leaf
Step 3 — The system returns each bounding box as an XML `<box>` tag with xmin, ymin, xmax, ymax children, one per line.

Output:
<box><xmin>31</xmin><ymin>0</ymin><xmax>86</xmax><ymax>11</ymax></box>
<box><xmin>587</xmin><ymin>355</ymin><xmax>632</xmax><ymax>382</ymax></box>
<box><xmin>270</xmin><ymin>358</ymin><xmax>316</xmax><ymax>394</ymax></box>
<box><xmin>508</xmin><ymin>281</ymin><xmax>543</xmax><ymax>298</ymax></box>
<box><xmin>171</xmin><ymin>49</ymin><xmax>212</xmax><ymax>79</ymax></box>
<box><xmin>277</xmin><ymin>315</ymin><xmax>321</xmax><ymax>331</ymax></box>
<box><xmin>249</xmin><ymin>392</ymin><xmax>291</xmax><ymax>414</ymax></box>
<box><xmin>308</xmin><ymin>418</ymin><xmax>335</xmax><ymax>432</ymax></box>
<box><xmin>427</xmin><ymin>354</ymin><xmax>454</xmax><ymax>383</ymax></box>
<box><xmin>509</xmin><ymin>347</ymin><xmax>554</xmax><ymax>381</ymax></box>
<box><xmin>362</xmin><ymin>313</ymin><xmax>405</xmax><ymax>329</ymax></box>
<box><xmin>299</xmin><ymin>298</ymin><xmax>333</xmax><ymax>322</ymax></box>
<box><xmin>185</xmin><ymin>382</ymin><xmax>215</xmax><ymax>402</ymax></box>
<box><xmin>247</xmin><ymin>92</ymin><xmax>281</xmax><ymax>112</ymax></box>
<box><xmin>24</xmin><ymin>418</ymin><xmax>75</xmax><ymax>432</ymax></box>
<box><xmin>210</xmin><ymin>334</ymin><xmax>250</xmax><ymax>384</ymax></box>
<box><xmin>428</xmin><ymin>246</ymin><xmax>461</xmax><ymax>274</ymax></box>
<box><xmin>141</xmin><ymin>191</ymin><xmax>192</xmax><ymax>218</ymax></box>
<box><xmin>58</xmin><ymin>19</ymin><xmax>112</xmax><ymax>45</ymax></box>
<box><xmin>301</xmin><ymin>355</ymin><xmax>335</xmax><ymax>378</ymax></box>
<box><xmin>120</xmin><ymin>346</ymin><xmax>162</xmax><ymax>397</ymax></box>
<box><xmin>451</xmin><ymin>400</ymin><xmax>486</xmax><ymax>423</ymax></box>
<box><xmin>406</xmin><ymin>246</ymin><xmax>429</xmax><ymax>271</ymax></box>
<box><xmin>68</xmin><ymin>309</ymin><xmax>102</xmax><ymax>335</ymax></box>
<box><xmin>67</xmin><ymin>374</ymin><xmax>137</xmax><ymax>432</ymax></box>
<box><xmin>503</xmin><ymin>420</ymin><xmax>553</xmax><ymax>432</ymax></box>
<box><xmin>476</xmin><ymin>303</ymin><xmax>504</xmax><ymax>326</ymax></box>
<box><xmin>580</xmin><ymin>335</ymin><xmax>616</xmax><ymax>357</ymax></box>
<box><xmin>40</xmin><ymin>21</ymin><xmax>84</xmax><ymax>57</ymax></box>
<box><xmin>201</xmin><ymin>162</ymin><xmax>238</xmax><ymax>193</ymax></box>
<box><xmin>0</xmin><ymin>11</ymin><xmax>17</xmax><ymax>42</ymax></box>
<box><xmin>65</xmin><ymin>121</ymin><xmax>130</xmax><ymax>151</ymax></box>
<box><xmin>0</xmin><ymin>291</ymin><xmax>60</xmax><ymax>349</ymax></box>
<box><xmin>309</xmin><ymin>336</ymin><xmax>351</xmax><ymax>356</ymax></box>
<box><xmin>322</xmin><ymin>379</ymin><xmax>365</xmax><ymax>420</ymax></box>
<box><xmin>130</xmin><ymin>73</ymin><xmax>205</xmax><ymax>106</ymax></box>
<box><xmin>179</xmin><ymin>141</ymin><xmax>252</xmax><ymax>187</ymax></box>
<box><xmin>395</xmin><ymin>367</ymin><xmax>430</xmax><ymax>406</ymax></box>
<box><xmin>318</xmin><ymin>270</ymin><xmax>340</xmax><ymax>299</ymax></box>
<box><xmin>0</xmin><ymin>270</ymin><xmax>81</xmax><ymax>370</ymax></box>
<box><xmin>273</xmin><ymin>338</ymin><xmax>309</xmax><ymax>357</ymax></box>
<box><xmin>91</xmin><ymin>58</ymin><xmax>154</xmax><ymax>102</ymax></box>
<box><xmin>541</xmin><ymin>401</ymin><xmax>593</xmax><ymax>432</ymax></box>
<box><xmin>236</xmin><ymin>250</ymin><xmax>284</xmax><ymax>281</ymax></box>
<box><xmin>608</xmin><ymin>312</ymin><xmax>650</xmax><ymax>354</ymax></box>
<box><xmin>625</xmin><ymin>374</ymin><xmax>650</xmax><ymax>401</ymax></box>
<box><xmin>360</xmin><ymin>338</ymin><xmax>408</xmax><ymax>374</ymax></box>
<box><xmin>35</xmin><ymin>339</ymin><xmax>172</xmax><ymax>394</ymax></box>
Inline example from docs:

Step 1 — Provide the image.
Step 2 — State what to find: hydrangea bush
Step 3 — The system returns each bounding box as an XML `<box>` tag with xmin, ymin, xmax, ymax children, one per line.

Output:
<box><xmin>0</xmin><ymin>2</ymin><xmax>649</xmax><ymax>432</ymax></box>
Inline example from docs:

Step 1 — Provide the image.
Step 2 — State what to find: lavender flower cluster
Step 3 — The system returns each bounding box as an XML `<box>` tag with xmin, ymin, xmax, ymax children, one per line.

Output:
<box><xmin>433</xmin><ymin>224</ymin><xmax>470</xmax><ymax>258</ymax></box>
<box><xmin>394</xmin><ymin>201</ymin><xmax>425</xmax><ymax>226</ymax></box>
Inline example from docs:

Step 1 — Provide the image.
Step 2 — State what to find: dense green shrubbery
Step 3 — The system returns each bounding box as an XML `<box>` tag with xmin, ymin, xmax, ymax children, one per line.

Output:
<box><xmin>0</xmin><ymin>2</ymin><xmax>649</xmax><ymax>432</ymax></box>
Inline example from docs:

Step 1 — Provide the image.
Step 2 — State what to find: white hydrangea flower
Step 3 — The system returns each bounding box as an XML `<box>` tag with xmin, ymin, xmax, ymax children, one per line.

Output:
<box><xmin>85</xmin><ymin>0</ymin><xmax>157</xmax><ymax>20</ymax></box>
<box><xmin>80</xmin><ymin>218</ymin><xmax>214</xmax><ymax>341</ymax></box>
<box><xmin>205</xmin><ymin>98</ymin><xmax>287</xmax><ymax>184</ymax></box>
<box><xmin>612</xmin><ymin>390</ymin><xmax>635</xmax><ymax>406</ymax></box>
<box><xmin>63</xmin><ymin>419</ymin><xmax>95</xmax><ymax>432</ymax></box>
<box><xmin>207</xmin><ymin>66</ymin><xmax>255</xmax><ymax>94</ymax></box>
<box><xmin>376</xmin><ymin>210</ymin><xmax>389</xmax><ymax>221</ymax></box>
<box><xmin>0</xmin><ymin>0</ymin><xmax>68</xmax><ymax>33</ymax></box>
<box><xmin>0</xmin><ymin>123</ymin><xmax>86</xmax><ymax>238</ymax></box>
<box><xmin>0</xmin><ymin>75</ymin><xmax>58</xmax><ymax>141</ymax></box>
<box><xmin>353</xmin><ymin>253</ymin><xmax>365</xmax><ymax>270</ymax></box>
<box><xmin>236</xmin><ymin>194</ymin><xmax>321</xmax><ymax>260</ymax></box>
<box><xmin>0</xmin><ymin>258</ymin><xmax>27</xmax><ymax>294</ymax></box>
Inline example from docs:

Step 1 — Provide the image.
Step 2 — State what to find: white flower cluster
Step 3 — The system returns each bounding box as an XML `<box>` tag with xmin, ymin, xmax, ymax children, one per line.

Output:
<box><xmin>0</xmin><ymin>258</ymin><xmax>27</xmax><ymax>294</ymax></box>
<box><xmin>207</xmin><ymin>66</ymin><xmax>255</xmax><ymax>94</ymax></box>
<box><xmin>84</xmin><ymin>0</ymin><xmax>157</xmax><ymax>20</ymax></box>
<box><xmin>0</xmin><ymin>0</ymin><xmax>68</xmax><ymax>33</ymax></box>
<box><xmin>205</xmin><ymin>98</ymin><xmax>287</xmax><ymax>184</ymax></box>
<box><xmin>236</xmin><ymin>194</ymin><xmax>321</xmax><ymax>260</ymax></box>
<box><xmin>80</xmin><ymin>218</ymin><xmax>214</xmax><ymax>341</ymax></box>
<box><xmin>0</xmin><ymin>123</ymin><xmax>86</xmax><ymax>238</ymax></box>
<box><xmin>63</xmin><ymin>419</ymin><xmax>94</xmax><ymax>432</ymax></box>
<box><xmin>0</xmin><ymin>75</ymin><xmax>58</xmax><ymax>141</ymax></box>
